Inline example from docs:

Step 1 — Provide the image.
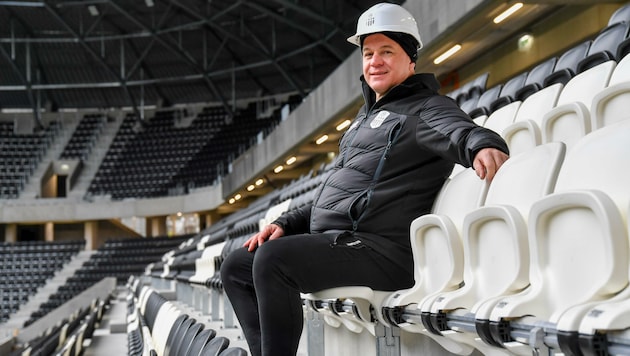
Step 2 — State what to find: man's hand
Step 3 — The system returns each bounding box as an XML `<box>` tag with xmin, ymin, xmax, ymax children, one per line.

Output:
<box><xmin>243</xmin><ymin>223</ymin><xmax>285</xmax><ymax>252</ymax></box>
<box><xmin>473</xmin><ymin>148</ymin><xmax>509</xmax><ymax>182</ymax></box>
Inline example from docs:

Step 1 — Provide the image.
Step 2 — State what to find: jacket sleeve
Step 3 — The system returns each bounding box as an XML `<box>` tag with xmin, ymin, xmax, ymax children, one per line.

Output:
<box><xmin>416</xmin><ymin>95</ymin><xmax>509</xmax><ymax>167</ymax></box>
<box><xmin>272</xmin><ymin>203</ymin><xmax>312</xmax><ymax>235</ymax></box>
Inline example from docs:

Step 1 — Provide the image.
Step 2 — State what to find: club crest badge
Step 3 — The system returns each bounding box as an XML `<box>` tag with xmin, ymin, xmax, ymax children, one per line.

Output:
<box><xmin>370</xmin><ymin>110</ymin><xmax>390</xmax><ymax>128</ymax></box>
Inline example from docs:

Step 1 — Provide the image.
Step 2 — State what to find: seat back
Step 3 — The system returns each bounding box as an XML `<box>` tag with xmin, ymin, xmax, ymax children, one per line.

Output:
<box><xmin>468</xmin><ymin>72</ymin><xmax>490</xmax><ymax>100</ymax></box>
<box><xmin>529</xmin><ymin>119</ymin><xmax>630</xmax><ymax>322</ymax></box>
<box><xmin>483</xmin><ymin>101</ymin><xmax>520</xmax><ymax>136</ymax></box>
<box><xmin>591</xmin><ymin>53</ymin><xmax>630</xmax><ymax>129</ymax></box>
<box><xmin>577</xmin><ymin>22</ymin><xmax>630</xmax><ymax>72</ymax></box>
<box><xmin>544</xmin><ymin>41</ymin><xmax>591</xmax><ymax>87</ymax></box>
<box><xmin>176</xmin><ymin>322</ymin><xmax>204</xmax><ymax>356</ymax></box>
<box><xmin>542</xmin><ymin>61</ymin><xmax>616</xmax><ymax>149</ymax></box>
<box><xmin>155</xmin><ymin>304</ymin><xmax>183</xmax><ymax>356</ymax></box>
<box><xmin>432</xmin><ymin>168</ymin><xmax>489</xmax><ymax>229</ymax></box>
<box><xmin>490</xmin><ymin>72</ymin><xmax>528</xmax><ymax>112</ymax></box>
<box><xmin>259</xmin><ymin>199</ymin><xmax>292</xmax><ymax>231</ymax></box>
<box><xmin>432</xmin><ymin>143</ymin><xmax>565</xmax><ymax>314</ymax></box>
<box><xmin>608</xmin><ymin>4</ymin><xmax>630</xmax><ymax>26</ymax></box>
<box><xmin>468</xmin><ymin>84</ymin><xmax>502</xmax><ymax>119</ymax></box>
<box><xmin>556</xmin><ymin>61</ymin><xmax>615</xmax><ymax>109</ymax></box>
<box><xmin>190</xmin><ymin>241</ymin><xmax>227</xmax><ymax>284</ymax></box>
<box><xmin>485</xmin><ymin>142</ymin><xmax>565</xmax><ymax>209</ymax></box>
<box><xmin>410</xmin><ymin>169</ymin><xmax>489</xmax><ymax>298</ymax></box>
<box><xmin>515</xmin><ymin>57</ymin><xmax>558</xmax><ymax>101</ymax></box>
<box><xmin>186</xmin><ymin>328</ymin><xmax>217</xmax><ymax>356</ymax></box>
<box><xmin>502</xmin><ymin>83</ymin><xmax>562</xmax><ymax>155</ymax></box>
<box><xmin>201</xmin><ymin>336</ymin><xmax>230</xmax><ymax>356</ymax></box>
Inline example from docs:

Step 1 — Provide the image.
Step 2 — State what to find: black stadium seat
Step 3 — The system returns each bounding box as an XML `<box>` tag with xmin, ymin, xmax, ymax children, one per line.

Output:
<box><xmin>515</xmin><ymin>57</ymin><xmax>557</xmax><ymax>101</ymax></box>
<box><xmin>543</xmin><ymin>40</ymin><xmax>591</xmax><ymax>87</ymax></box>
<box><xmin>467</xmin><ymin>84</ymin><xmax>502</xmax><ymax>119</ymax></box>
<box><xmin>489</xmin><ymin>71</ymin><xmax>528</xmax><ymax>112</ymax></box>
<box><xmin>577</xmin><ymin>21</ymin><xmax>630</xmax><ymax>72</ymax></box>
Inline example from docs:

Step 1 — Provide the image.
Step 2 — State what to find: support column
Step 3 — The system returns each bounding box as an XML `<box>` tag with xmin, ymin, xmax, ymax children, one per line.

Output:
<box><xmin>44</xmin><ymin>222</ymin><xmax>54</xmax><ymax>242</ymax></box>
<box><xmin>5</xmin><ymin>224</ymin><xmax>17</xmax><ymax>243</ymax></box>
<box><xmin>204</xmin><ymin>211</ymin><xmax>221</xmax><ymax>230</ymax></box>
<box><xmin>84</xmin><ymin>221</ymin><xmax>99</xmax><ymax>251</ymax></box>
<box><xmin>147</xmin><ymin>216</ymin><xmax>167</xmax><ymax>237</ymax></box>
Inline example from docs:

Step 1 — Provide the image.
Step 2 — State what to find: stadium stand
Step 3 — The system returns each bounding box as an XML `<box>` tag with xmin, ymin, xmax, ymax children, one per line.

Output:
<box><xmin>0</xmin><ymin>121</ymin><xmax>60</xmax><ymax>199</ymax></box>
<box><xmin>0</xmin><ymin>241</ymin><xmax>84</xmax><ymax>323</ymax></box>
<box><xmin>59</xmin><ymin>114</ymin><xmax>108</xmax><ymax>161</ymax></box>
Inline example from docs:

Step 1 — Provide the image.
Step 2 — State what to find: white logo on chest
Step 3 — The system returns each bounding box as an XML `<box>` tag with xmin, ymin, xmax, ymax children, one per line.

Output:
<box><xmin>370</xmin><ymin>110</ymin><xmax>390</xmax><ymax>128</ymax></box>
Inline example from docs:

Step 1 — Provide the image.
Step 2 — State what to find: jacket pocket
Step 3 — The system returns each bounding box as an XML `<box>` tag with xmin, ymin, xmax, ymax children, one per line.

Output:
<box><xmin>348</xmin><ymin>189</ymin><xmax>370</xmax><ymax>221</ymax></box>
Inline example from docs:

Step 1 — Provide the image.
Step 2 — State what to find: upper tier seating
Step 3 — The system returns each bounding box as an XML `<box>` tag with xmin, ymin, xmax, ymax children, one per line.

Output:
<box><xmin>87</xmin><ymin>103</ymin><xmax>281</xmax><ymax>200</ymax></box>
<box><xmin>59</xmin><ymin>114</ymin><xmax>107</xmax><ymax>161</ymax></box>
<box><xmin>0</xmin><ymin>121</ymin><xmax>60</xmax><ymax>199</ymax></box>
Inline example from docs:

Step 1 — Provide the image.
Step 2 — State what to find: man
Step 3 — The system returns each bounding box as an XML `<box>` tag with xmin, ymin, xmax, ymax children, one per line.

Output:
<box><xmin>221</xmin><ymin>3</ymin><xmax>510</xmax><ymax>356</ymax></box>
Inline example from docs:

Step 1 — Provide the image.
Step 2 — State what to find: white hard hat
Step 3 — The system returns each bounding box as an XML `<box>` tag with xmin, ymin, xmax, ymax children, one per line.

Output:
<box><xmin>347</xmin><ymin>3</ymin><xmax>423</xmax><ymax>50</ymax></box>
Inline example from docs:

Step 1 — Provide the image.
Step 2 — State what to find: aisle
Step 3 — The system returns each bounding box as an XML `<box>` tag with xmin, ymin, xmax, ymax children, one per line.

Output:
<box><xmin>83</xmin><ymin>287</ymin><xmax>128</xmax><ymax>356</ymax></box>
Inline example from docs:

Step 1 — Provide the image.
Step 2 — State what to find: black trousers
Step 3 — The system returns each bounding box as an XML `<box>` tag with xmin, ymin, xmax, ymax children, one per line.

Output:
<box><xmin>220</xmin><ymin>232</ymin><xmax>414</xmax><ymax>356</ymax></box>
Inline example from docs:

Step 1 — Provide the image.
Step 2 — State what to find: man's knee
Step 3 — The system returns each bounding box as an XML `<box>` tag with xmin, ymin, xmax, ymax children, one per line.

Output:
<box><xmin>252</xmin><ymin>240</ymin><xmax>291</xmax><ymax>283</ymax></box>
<box><xmin>220</xmin><ymin>247</ymin><xmax>252</xmax><ymax>284</ymax></box>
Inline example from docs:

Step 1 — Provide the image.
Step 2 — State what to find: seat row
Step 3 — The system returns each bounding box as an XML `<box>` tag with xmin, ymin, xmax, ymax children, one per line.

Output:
<box><xmin>128</xmin><ymin>280</ymin><xmax>247</xmax><ymax>356</ymax></box>
<box><xmin>461</xmin><ymin>9</ymin><xmax>630</xmax><ymax>123</ymax></box>
<box><xmin>10</xmin><ymin>297</ymin><xmax>108</xmax><ymax>356</ymax></box>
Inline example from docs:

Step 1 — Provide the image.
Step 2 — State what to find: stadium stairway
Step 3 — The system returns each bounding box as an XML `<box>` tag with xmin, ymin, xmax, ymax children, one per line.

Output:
<box><xmin>68</xmin><ymin>114</ymin><xmax>125</xmax><ymax>200</ymax></box>
<box><xmin>3</xmin><ymin>250</ymin><xmax>95</xmax><ymax>330</ymax></box>
<box><xmin>82</xmin><ymin>285</ymin><xmax>129</xmax><ymax>356</ymax></box>
<box><xmin>19</xmin><ymin>119</ymin><xmax>78</xmax><ymax>200</ymax></box>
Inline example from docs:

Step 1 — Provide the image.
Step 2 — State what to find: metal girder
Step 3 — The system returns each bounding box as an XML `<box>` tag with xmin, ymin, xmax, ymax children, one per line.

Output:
<box><xmin>108</xmin><ymin>0</ymin><xmax>234</xmax><ymax>117</ymax></box>
<box><xmin>0</xmin><ymin>0</ymin><xmax>360</xmax><ymax>110</ymax></box>
<box><xmin>0</xmin><ymin>40</ymin><xmax>41</xmax><ymax>127</ymax></box>
<box><xmin>169</xmin><ymin>0</ymin><xmax>310</xmax><ymax>98</ymax></box>
<box><xmin>244</xmin><ymin>1</ymin><xmax>345</xmax><ymax>63</ymax></box>
<box><xmin>42</xmin><ymin>1</ymin><xmax>142</xmax><ymax>120</ymax></box>
<box><xmin>2</xmin><ymin>6</ymin><xmax>48</xmax><ymax>127</ymax></box>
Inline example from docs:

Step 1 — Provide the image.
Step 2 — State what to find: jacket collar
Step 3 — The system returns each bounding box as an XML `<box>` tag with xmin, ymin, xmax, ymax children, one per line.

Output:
<box><xmin>360</xmin><ymin>73</ymin><xmax>440</xmax><ymax>111</ymax></box>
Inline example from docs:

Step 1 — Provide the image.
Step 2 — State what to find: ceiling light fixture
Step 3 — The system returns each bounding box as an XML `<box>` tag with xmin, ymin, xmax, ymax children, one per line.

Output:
<box><xmin>433</xmin><ymin>44</ymin><xmax>462</xmax><ymax>65</ymax></box>
<box><xmin>87</xmin><ymin>5</ymin><xmax>99</xmax><ymax>16</ymax></box>
<box><xmin>255</xmin><ymin>178</ymin><xmax>264</xmax><ymax>186</ymax></box>
<box><xmin>286</xmin><ymin>156</ymin><xmax>297</xmax><ymax>165</ymax></box>
<box><xmin>274</xmin><ymin>165</ymin><xmax>284</xmax><ymax>173</ymax></box>
<box><xmin>336</xmin><ymin>119</ymin><xmax>351</xmax><ymax>131</ymax></box>
<box><xmin>247</xmin><ymin>185</ymin><xmax>255</xmax><ymax>191</ymax></box>
<box><xmin>234</xmin><ymin>194</ymin><xmax>242</xmax><ymax>201</ymax></box>
<box><xmin>316</xmin><ymin>134</ymin><xmax>329</xmax><ymax>145</ymax></box>
<box><xmin>493</xmin><ymin>2</ymin><xmax>524</xmax><ymax>24</ymax></box>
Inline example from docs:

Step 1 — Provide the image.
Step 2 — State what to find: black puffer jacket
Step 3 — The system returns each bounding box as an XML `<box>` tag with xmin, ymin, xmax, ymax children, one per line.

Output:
<box><xmin>274</xmin><ymin>73</ymin><xmax>509</xmax><ymax>271</ymax></box>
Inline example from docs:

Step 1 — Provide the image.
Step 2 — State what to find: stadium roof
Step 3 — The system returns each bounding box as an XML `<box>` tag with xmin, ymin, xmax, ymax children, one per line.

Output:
<box><xmin>0</xmin><ymin>0</ymin><xmax>391</xmax><ymax>123</ymax></box>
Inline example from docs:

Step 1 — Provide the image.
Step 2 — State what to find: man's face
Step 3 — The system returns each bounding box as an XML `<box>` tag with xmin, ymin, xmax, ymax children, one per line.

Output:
<box><xmin>362</xmin><ymin>33</ymin><xmax>415</xmax><ymax>101</ymax></box>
